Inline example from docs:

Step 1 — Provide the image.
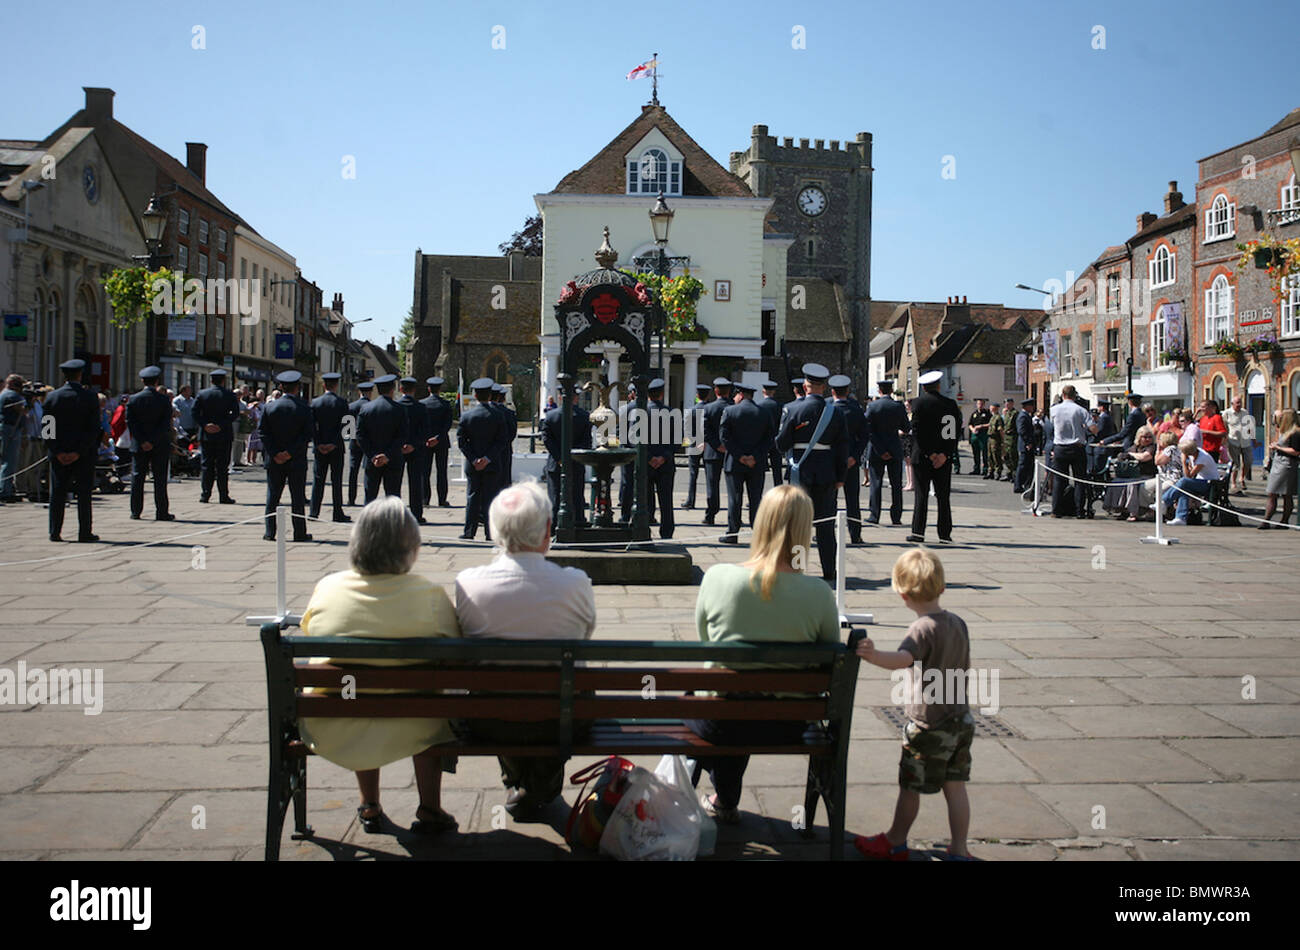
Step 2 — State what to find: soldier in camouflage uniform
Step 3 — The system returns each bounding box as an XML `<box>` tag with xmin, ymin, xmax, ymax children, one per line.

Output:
<box><xmin>986</xmin><ymin>404</ymin><xmax>1005</xmax><ymax>480</ymax></box>
<box><xmin>1001</xmin><ymin>398</ymin><xmax>1018</xmax><ymax>482</ymax></box>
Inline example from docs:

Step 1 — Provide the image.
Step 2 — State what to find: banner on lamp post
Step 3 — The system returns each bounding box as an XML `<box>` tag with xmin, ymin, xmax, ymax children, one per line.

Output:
<box><xmin>1043</xmin><ymin>330</ymin><xmax>1059</xmax><ymax>377</ymax></box>
<box><xmin>1015</xmin><ymin>352</ymin><xmax>1027</xmax><ymax>387</ymax></box>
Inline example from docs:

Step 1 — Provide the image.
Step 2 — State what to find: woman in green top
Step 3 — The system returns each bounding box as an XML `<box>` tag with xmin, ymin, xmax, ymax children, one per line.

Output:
<box><xmin>687</xmin><ymin>485</ymin><xmax>842</xmax><ymax>824</ymax></box>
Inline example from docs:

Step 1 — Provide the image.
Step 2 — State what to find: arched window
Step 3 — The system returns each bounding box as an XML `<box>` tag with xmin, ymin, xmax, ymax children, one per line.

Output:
<box><xmin>807</xmin><ymin>238</ymin><xmax>816</xmax><ymax>260</ymax></box>
<box><xmin>1205</xmin><ymin>194</ymin><xmax>1235</xmax><ymax>241</ymax></box>
<box><xmin>1281</xmin><ymin>174</ymin><xmax>1299</xmax><ymax>224</ymax></box>
<box><xmin>74</xmin><ymin>284</ymin><xmax>96</xmax><ymax>354</ymax></box>
<box><xmin>1204</xmin><ymin>274</ymin><xmax>1232</xmax><ymax>344</ymax></box>
<box><xmin>484</xmin><ymin>350</ymin><xmax>509</xmax><ymax>383</ymax></box>
<box><xmin>626</xmin><ymin>147</ymin><xmax>681</xmax><ymax>195</ymax></box>
<box><xmin>1212</xmin><ymin>375</ymin><xmax>1226</xmax><ymax>407</ymax></box>
<box><xmin>1149</xmin><ymin>245</ymin><xmax>1174</xmax><ymax>287</ymax></box>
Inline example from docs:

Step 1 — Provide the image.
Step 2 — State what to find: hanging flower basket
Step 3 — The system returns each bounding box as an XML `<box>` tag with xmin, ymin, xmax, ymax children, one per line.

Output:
<box><xmin>1236</xmin><ymin>236</ymin><xmax>1300</xmax><ymax>304</ymax></box>
<box><xmin>1213</xmin><ymin>338</ymin><xmax>1245</xmax><ymax>359</ymax></box>
<box><xmin>1254</xmin><ymin>247</ymin><xmax>1276</xmax><ymax>269</ymax></box>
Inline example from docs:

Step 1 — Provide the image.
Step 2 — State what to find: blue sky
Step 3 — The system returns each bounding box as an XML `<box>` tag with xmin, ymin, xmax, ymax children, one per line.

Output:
<box><xmin>20</xmin><ymin>0</ymin><xmax>1300</xmax><ymax>345</ymax></box>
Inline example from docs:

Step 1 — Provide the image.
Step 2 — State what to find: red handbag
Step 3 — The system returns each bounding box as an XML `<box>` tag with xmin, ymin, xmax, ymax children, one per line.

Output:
<box><xmin>565</xmin><ymin>756</ymin><xmax>636</xmax><ymax>850</ymax></box>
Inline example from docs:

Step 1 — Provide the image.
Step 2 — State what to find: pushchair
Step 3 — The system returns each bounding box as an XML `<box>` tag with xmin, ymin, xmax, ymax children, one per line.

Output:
<box><xmin>171</xmin><ymin>436</ymin><xmax>203</xmax><ymax>478</ymax></box>
<box><xmin>95</xmin><ymin>446</ymin><xmax>131</xmax><ymax>493</ymax></box>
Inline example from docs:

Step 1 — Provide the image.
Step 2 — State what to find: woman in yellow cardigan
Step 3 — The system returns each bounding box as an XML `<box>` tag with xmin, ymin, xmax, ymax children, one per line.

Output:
<box><xmin>298</xmin><ymin>496</ymin><xmax>460</xmax><ymax>834</ymax></box>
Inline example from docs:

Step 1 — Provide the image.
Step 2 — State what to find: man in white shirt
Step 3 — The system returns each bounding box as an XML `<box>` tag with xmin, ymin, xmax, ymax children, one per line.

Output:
<box><xmin>454</xmin><ymin>478</ymin><xmax>596</xmax><ymax>817</ymax></box>
<box><xmin>173</xmin><ymin>385</ymin><xmax>197</xmax><ymax>439</ymax></box>
<box><xmin>1222</xmin><ymin>396</ymin><xmax>1256</xmax><ymax>493</ymax></box>
<box><xmin>1162</xmin><ymin>440</ymin><xmax>1220</xmax><ymax>525</ymax></box>
<box><xmin>1048</xmin><ymin>385</ymin><xmax>1098</xmax><ymax>518</ymax></box>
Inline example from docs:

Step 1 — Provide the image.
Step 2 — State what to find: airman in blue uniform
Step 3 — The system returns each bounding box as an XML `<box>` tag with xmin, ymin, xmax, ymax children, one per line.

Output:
<box><xmin>908</xmin><ymin>370</ymin><xmax>960</xmax><ymax>544</ymax></box>
<box><xmin>126</xmin><ymin>365</ymin><xmax>175</xmax><ymax>522</ymax></box>
<box><xmin>758</xmin><ymin>379</ymin><xmax>784</xmax><ymax>488</ymax></box>
<box><xmin>193</xmin><ymin>368</ymin><xmax>240</xmax><ymax>504</ymax></box>
<box><xmin>43</xmin><ymin>359</ymin><xmax>100</xmax><ymax>542</ymax></box>
<box><xmin>397</xmin><ymin>377</ymin><xmax>430</xmax><ymax>523</ymax></box>
<box><xmin>683</xmin><ymin>383</ymin><xmax>712</xmax><ymax>509</ymax></box>
<box><xmin>420</xmin><ymin>376</ymin><xmax>453</xmax><ymax>508</ymax></box>
<box><xmin>357</xmin><ymin>374</ymin><xmax>410</xmax><ymax>505</ymax></box>
<box><xmin>775</xmin><ymin>364</ymin><xmax>850</xmax><ymax>583</ymax></box>
<box><xmin>260</xmin><ymin>370</ymin><xmax>314</xmax><ymax>541</ymax></box>
<box><xmin>720</xmin><ymin>380</ymin><xmax>774</xmax><ymax>544</ymax></box>
<box><xmin>862</xmin><ymin>380</ymin><xmax>911</xmax><ymax>525</ymax></box>
<box><xmin>540</xmin><ymin>388</ymin><xmax>591</xmax><ymax>530</ymax></box>
<box><xmin>346</xmin><ymin>380</ymin><xmax>373</xmax><ymax>505</ymax></box>
<box><xmin>459</xmin><ymin>377</ymin><xmax>507</xmax><ymax>540</ymax></box>
<box><xmin>701</xmin><ymin>377</ymin><xmax>732</xmax><ymax>525</ymax></box>
<box><xmin>645</xmin><ymin>378</ymin><xmax>676</xmax><ymax>540</ymax></box>
<box><xmin>492</xmin><ymin>383</ymin><xmax>517</xmax><ymax>488</ymax></box>
<box><xmin>310</xmin><ymin>372</ymin><xmax>351</xmax><ymax>523</ymax></box>
<box><xmin>830</xmin><ymin>374</ymin><xmax>868</xmax><ymax>544</ymax></box>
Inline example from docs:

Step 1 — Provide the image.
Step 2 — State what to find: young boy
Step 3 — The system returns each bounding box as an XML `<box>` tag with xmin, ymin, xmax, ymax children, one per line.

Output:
<box><xmin>854</xmin><ymin>548</ymin><xmax>975</xmax><ymax>860</ymax></box>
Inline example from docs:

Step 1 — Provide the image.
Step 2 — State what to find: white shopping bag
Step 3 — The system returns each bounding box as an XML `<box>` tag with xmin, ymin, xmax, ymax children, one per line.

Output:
<box><xmin>655</xmin><ymin>754</ymin><xmax>715</xmax><ymax>857</ymax></box>
<box><xmin>599</xmin><ymin>764</ymin><xmax>701</xmax><ymax>861</ymax></box>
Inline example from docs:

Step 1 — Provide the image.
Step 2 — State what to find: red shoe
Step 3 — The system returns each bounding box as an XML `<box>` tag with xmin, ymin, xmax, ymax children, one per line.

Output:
<box><xmin>853</xmin><ymin>832</ymin><xmax>909</xmax><ymax>861</ymax></box>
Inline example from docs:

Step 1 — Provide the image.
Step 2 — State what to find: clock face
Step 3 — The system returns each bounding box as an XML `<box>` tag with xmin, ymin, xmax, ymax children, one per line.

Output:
<box><xmin>797</xmin><ymin>185</ymin><xmax>826</xmax><ymax>217</ymax></box>
<box><xmin>82</xmin><ymin>164</ymin><xmax>98</xmax><ymax>204</ymax></box>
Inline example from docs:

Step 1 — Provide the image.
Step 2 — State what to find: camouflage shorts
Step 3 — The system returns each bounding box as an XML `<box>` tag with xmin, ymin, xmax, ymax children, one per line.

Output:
<box><xmin>899</xmin><ymin>712</ymin><xmax>975</xmax><ymax>794</ymax></box>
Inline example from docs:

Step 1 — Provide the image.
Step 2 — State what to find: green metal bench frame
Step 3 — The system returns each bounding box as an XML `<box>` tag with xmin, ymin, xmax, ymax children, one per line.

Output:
<box><xmin>260</xmin><ymin>622</ymin><xmax>863</xmax><ymax>861</ymax></box>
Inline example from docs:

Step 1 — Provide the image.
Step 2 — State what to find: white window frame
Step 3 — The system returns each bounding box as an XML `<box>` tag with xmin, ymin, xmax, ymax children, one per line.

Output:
<box><xmin>1151</xmin><ymin>309</ymin><xmax>1167</xmax><ymax>368</ymax></box>
<box><xmin>1059</xmin><ymin>334</ymin><xmax>1073</xmax><ymax>375</ymax></box>
<box><xmin>1204</xmin><ymin>274</ymin><xmax>1233</xmax><ymax>344</ymax></box>
<box><xmin>1149</xmin><ymin>245</ymin><xmax>1175</xmax><ymax>288</ymax></box>
<box><xmin>177</xmin><ymin>244</ymin><xmax>188</xmax><ymax>272</ymax></box>
<box><xmin>198</xmin><ymin>218</ymin><xmax>209</xmax><ymax>246</ymax></box>
<box><xmin>626</xmin><ymin>148</ymin><xmax>681</xmax><ymax>196</ymax></box>
<box><xmin>179</xmin><ymin>209</ymin><xmax>190</xmax><ymax>236</ymax></box>
<box><xmin>1282</xmin><ymin>275</ymin><xmax>1300</xmax><ymax>338</ymax></box>
<box><xmin>1280</xmin><ymin>174</ymin><xmax>1300</xmax><ymax>225</ymax></box>
<box><xmin>1204</xmin><ymin>194</ymin><xmax>1235</xmax><ymax>242</ymax></box>
<box><xmin>217</xmin><ymin>228</ymin><xmax>228</xmax><ymax>252</ymax></box>
<box><xmin>1080</xmin><ymin>330</ymin><xmax>1093</xmax><ymax>374</ymax></box>
<box><xmin>198</xmin><ymin>253</ymin><xmax>208</xmax><ymax>278</ymax></box>
<box><xmin>215</xmin><ymin>316</ymin><xmax>224</xmax><ymax>346</ymax></box>
<box><xmin>1107</xmin><ymin>275</ymin><xmax>1119</xmax><ymax>313</ymax></box>
<box><xmin>1106</xmin><ymin>327</ymin><xmax>1120</xmax><ymax>366</ymax></box>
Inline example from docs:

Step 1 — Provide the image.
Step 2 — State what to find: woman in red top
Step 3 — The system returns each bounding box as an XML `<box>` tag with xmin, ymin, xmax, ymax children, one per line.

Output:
<box><xmin>1198</xmin><ymin>400</ymin><xmax>1228</xmax><ymax>462</ymax></box>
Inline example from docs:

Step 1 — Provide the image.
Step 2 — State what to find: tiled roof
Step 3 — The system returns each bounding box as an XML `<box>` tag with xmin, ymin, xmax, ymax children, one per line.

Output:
<box><xmin>551</xmin><ymin>104</ymin><xmax>752</xmax><ymax>197</ymax></box>
<box><xmin>1263</xmin><ymin>106</ymin><xmax>1300</xmax><ymax>136</ymax></box>
<box><xmin>1127</xmin><ymin>202</ymin><xmax>1196</xmax><ymax>244</ymax></box>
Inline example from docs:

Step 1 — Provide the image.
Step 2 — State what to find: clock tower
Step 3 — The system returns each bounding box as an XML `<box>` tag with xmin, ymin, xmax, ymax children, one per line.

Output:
<box><xmin>730</xmin><ymin>126</ymin><xmax>874</xmax><ymax>382</ymax></box>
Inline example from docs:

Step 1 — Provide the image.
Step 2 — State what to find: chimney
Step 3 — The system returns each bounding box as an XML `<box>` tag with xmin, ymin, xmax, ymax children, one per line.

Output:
<box><xmin>387</xmin><ymin>337</ymin><xmax>398</xmax><ymax>358</ymax></box>
<box><xmin>332</xmin><ymin>293</ymin><xmax>344</xmax><ymax>315</ymax></box>
<box><xmin>185</xmin><ymin>143</ymin><xmax>207</xmax><ymax>185</ymax></box>
<box><xmin>83</xmin><ymin>87</ymin><xmax>114</xmax><ymax>125</ymax></box>
<box><xmin>961</xmin><ymin>295</ymin><xmax>967</xmax><ymax>304</ymax></box>
<box><xmin>508</xmin><ymin>248</ymin><xmax>524</xmax><ymax>281</ymax></box>
<box><xmin>1164</xmin><ymin>180</ymin><xmax>1185</xmax><ymax>214</ymax></box>
<box><xmin>1137</xmin><ymin>211</ymin><xmax>1158</xmax><ymax>232</ymax></box>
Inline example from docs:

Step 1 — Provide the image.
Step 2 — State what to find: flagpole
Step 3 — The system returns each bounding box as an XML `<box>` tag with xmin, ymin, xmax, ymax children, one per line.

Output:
<box><xmin>652</xmin><ymin>52</ymin><xmax>659</xmax><ymax>105</ymax></box>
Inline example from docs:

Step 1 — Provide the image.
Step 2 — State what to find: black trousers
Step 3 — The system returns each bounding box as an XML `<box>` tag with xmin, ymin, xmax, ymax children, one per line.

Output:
<box><xmin>911</xmin><ymin>458</ymin><xmax>953</xmax><ymax>540</ymax></box>
<box><xmin>48</xmin><ymin>454</ymin><xmax>93</xmax><ymax>539</ymax></box>
<box><xmin>841</xmin><ymin>461</ymin><xmax>862</xmax><ymax>541</ymax></box>
<box><xmin>1016</xmin><ymin>448</ymin><xmax>1035</xmax><ymax>494</ymax></box>
<box><xmin>310</xmin><ymin>447</ymin><xmax>344</xmax><ymax>518</ymax></box>
<box><xmin>458</xmin><ymin>719</ymin><xmax>591</xmax><ymax>801</ymax></box>
<box><xmin>619</xmin><ymin>461</ymin><xmax>634</xmax><ymax>522</ymax></box>
<box><xmin>648</xmin><ymin>461</ymin><xmax>675</xmax><ymax>538</ymax></box>
<box><xmin>464</xmin><ymin>467</ymin><xmax>495</xmax><ymax>537</ymax></box>
<box><xmin>424</xmin><ymin>441</ymin><xmax>449</xmax><ymax>506</ymax></box>
<box><xmin>404</xmin><ymin>448</ymin><xmax>427</xmax><ymax>519</ymax></box>
<box><xmin>725</xmin><ymin>464</ymin><xmax>764</xmax><ymax>538</ymax></box>
<box><xmin>685</xmin><ymin>452</ymin><xmax>702</xmax><ymax>506</ymax></box>
<box><xmin>347</xmin><ymin>442</ymin><xmax>363</xmax><ymax>505</ymax></box>
<box><xmin>868</xmin><ymin>453</ymin><xmax>904</xmax><ymax>524</ymax></box>
<box><xmin>685</xmin><ymin>717</ymin><xmax>808</xmax><ymax>809</ymax></box>
<box><xmin>130</xmin><ymin>445</ymin><xmax>170</xmax><ymax>518</ymax></box>
<box><xmin>803</xmin><ymin>479</ymin><xmax>838</xmax><ymax>581</ymax></box>
<box><xmin>264</xmin><ymin>459</ymin><xmax>309</xmax><ymax>539</ymax></box>
<box><xmin>363</xmin><ymin>456</ymin><xmax>404</xmax><ymax>505</ymax></box>
<box><xmin>768</xmin><ymin>447</ymin><xmax>784</xmax><ymax>488</ymax></box>
<box><xmin>1051</xmin><ymin>442</ymin><xmax>1087</xmax><ymax>517</ymax></box>
<box><xmin>546</xmin><ymin>463</ymin><xmax>587</xmax><ymax>528</ymax></box>
<box><xmin>199</xmin><ymin>438</ymin><xmax>233</xmax><ymax>500</ymax></box>
<box><xmin>703</xmin><ymin>457</ymin><xmax>723</xmax><ymax>518</ymax></box>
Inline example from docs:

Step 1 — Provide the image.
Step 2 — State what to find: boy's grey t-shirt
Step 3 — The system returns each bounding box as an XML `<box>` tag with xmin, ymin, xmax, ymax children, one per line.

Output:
<box><xmin>898</xmin><ymin>610</ymin><xmax>971</xmax><ymax>727</ymax></box>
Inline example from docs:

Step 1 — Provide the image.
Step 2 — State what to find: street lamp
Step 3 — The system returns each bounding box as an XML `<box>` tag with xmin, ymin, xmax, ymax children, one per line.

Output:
<box><xmin>648</xmin><ymin>192</ymin><xmax>674</xmax><ymax>376</ymax></box>
<box><xmin>136</xmin><ymin>194</ymin><xmax>171</xmax><ymax>269</ymax></box>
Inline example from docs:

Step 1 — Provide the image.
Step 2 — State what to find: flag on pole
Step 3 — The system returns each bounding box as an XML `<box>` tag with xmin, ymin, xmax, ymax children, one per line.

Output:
<box><xmin>626</xmin><ymin>58</ymin><xmax>656</xmax><ymax>80</ymax></box>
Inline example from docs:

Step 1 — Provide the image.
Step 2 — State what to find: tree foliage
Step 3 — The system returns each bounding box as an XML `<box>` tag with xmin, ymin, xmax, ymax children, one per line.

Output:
<box><xmin>499</xmin><ymin>214</ymin><xmax>543</xmax><ymax>256</ymax></box>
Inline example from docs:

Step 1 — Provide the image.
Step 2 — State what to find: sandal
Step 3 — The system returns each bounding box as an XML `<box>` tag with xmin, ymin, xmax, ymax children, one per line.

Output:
<box><xmin>411</xmin><ymin>806</ymin><xmax>458</xmax><ymax>835</ymax></box>
<box><xmin>704</xmin><ymin>794</ymin><xmax>741</xmax><ymax>825</ymax></box>
<box><xmin>356</xmin><ymin>802</ymin><xmax>385</xmax><ymax>833</ymax></box>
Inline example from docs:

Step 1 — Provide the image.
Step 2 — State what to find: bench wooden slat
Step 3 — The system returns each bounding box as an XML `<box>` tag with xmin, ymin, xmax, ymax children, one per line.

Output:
<box><xmin>292</xmin><ymin>663</ymin><xmax>832</xmax><ymax>693</ymax></box>
<box><xmin>295</xmin><ymin>694</ymin><xmax>830</xmax><ymax>721</ymax></box>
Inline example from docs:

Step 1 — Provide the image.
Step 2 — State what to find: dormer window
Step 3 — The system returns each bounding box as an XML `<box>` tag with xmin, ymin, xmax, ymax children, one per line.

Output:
<box><xmin>627</xmin><ymin>147</ymin><xmax>681</xmax><ymax>195</ymax></box>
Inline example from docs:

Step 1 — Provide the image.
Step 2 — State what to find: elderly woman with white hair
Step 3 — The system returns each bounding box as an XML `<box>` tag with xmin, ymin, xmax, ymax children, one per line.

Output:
<box><xmin>454</xmin><ymin>478</ymin><xmax>596</xmax><ymax>819</ymax></box>
<box><xmin>297</xmin><ymin>496</ymin><xmax>460</xmax><ymax>835</ymax></box>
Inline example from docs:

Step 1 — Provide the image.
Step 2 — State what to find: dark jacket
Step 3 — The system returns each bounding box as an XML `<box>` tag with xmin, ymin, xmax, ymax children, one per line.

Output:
<box><xmin>702</xmin><ymin>397</ymin><xmax>728</xmax><ymax>462</ymax></box>
<box><xmin>357</xmin><ymin>395</ymin><xmax>409</xmax><ymax>462</ymax></box>
<box><xmin>310</xmin><ymin>391</ymin><xmax>350</xmax><ymax>448</ymax></box>
<box><xmin>1102</xmin><ymin>406</ymin><xmax>1143</xmax><ymax>449</ymax></box>
<box><xmin>458</xmin><ymin>401</ymin><xmax>506</xmax><ymax>472</ymax></box>
<box><xmin>397</xmin><ymin>393</ymin><xmax>430</xmax><ymax>452</ymax></box>
<box><xmin>1016</xmin><ymin>409</ymin><xmax>1036</xmax><ymax>452</ymax></box>
<box><xmin>42</xmin><ymin>381</ymin><xmax>99</xmax><ymax>456</ymax></box>
<box><xmin>193</xmin><ymin>385</ymin><xmax>241</xmax><ymax>442</ymax></box>
<box><xmin>910</xmin><ymin>389</ymin><xmax>961</xmax><ymax>464</ymax></box>
<box><xmin>126</xmin><ymin>387</ymin><xmax>174</xmax><ymax>450</ymax></box>
<box><xmin>420</xmin><ymin>393</ymin><xmax>453</xmax><ymax>444</ymax></box>
<box><xmin>259</xmin><ymin>394</ymin><xmax>313</xmax><ymax>466</ymax></box>
<box><xmin>721</xmin><ymin>397</ymin><xmax>774</xmax><ymax>473</ymax></box>
<box><xmin>776</xmin><ymin>392</ymin><xmax>849</xmax><ymax>485</ymax></box>
<box><xmin>862</xmin><ymin>397</ymin><xmax>910</xmax><ymax>461</ymax></box>
<box><xmin>540</xmin><ymin>404</ymin><xmax>592</xmax><ymax>473</ymax></box>
<box><xmin>833</xmin><ymin>397</ymin><xmax>869</xmax><ymax>462</ymax></box>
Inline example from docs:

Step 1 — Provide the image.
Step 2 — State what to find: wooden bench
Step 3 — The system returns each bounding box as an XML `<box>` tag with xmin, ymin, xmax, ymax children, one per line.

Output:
<box><xmin>260</xmin><ymin>622</ymin><xmax>864</xmax><ymax>861</ymax></box>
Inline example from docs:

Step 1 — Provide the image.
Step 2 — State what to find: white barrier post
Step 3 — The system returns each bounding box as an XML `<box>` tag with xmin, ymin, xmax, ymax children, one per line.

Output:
<box><xmin>246</xmin><ymin>504</ymin><xmax>304</xmax><ymax>626</ymax></box>
<box><xmin>835</xmin><ymin>509</ymin><xmax>874</xmax><ymax>626</ymax></box>
<box><xmin>1022</xmin><ymin>458</ymin><xmax>1039</xmax><ymax>516</ymax></box>
<box><xmin>1141</xmin><ymin>476</ymin><xmax>1179</xmax><ymax>545</ymax></box>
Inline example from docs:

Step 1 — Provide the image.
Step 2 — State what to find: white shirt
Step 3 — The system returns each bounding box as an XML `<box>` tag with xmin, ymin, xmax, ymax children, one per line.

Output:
<box><xmin>1184</xmin><ymin>448</ymin><xmax>1219</xmax><ymax>481</ymax></box>
<box><xmin>1182</xmin><ymin>422</ymin><xmax>1203</xmax><ymax>448</ymax></box>
<box><xmin>1049</xmin><ymin>400</ymin><xmax>1093</xmax><ymax>445</ymax></box>
<box><xmin>1222</xmin><ymin>408</ymin><xmax>1256</xmax><ymax>446</ymax></box>
<box><xmin>455</xmin><ymin>551</ymin><xmax>596</xmax><ymax>641</ymax></box>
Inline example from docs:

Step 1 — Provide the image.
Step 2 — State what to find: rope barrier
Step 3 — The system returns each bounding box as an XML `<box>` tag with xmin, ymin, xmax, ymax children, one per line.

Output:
<box><xmin>1</xmin><ymin>456</ymin><xmax>50</xmax><ymax>480</ymax></box>
<box><xmin>0</xmin><ymin>513</ymin><xmax>269</xmax><ymax>568</ymax></box>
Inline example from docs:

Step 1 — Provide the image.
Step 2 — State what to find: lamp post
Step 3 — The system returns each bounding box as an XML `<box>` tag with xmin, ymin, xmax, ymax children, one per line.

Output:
<box><xmin>133</xmin><ymin>194</ymin><xmax>173</xmax><ymax>366</ymax></box>
<box><xmin>649</xmin><ymin>192</ymin><xmax>674</xmax><ymax>377</ymax></box>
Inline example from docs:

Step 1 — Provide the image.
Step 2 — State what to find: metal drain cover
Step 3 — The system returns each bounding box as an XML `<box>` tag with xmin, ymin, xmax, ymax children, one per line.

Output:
<box><xmin>874</xmin><ymin>706</ymin><xmax>1020</xmax><ymax>739</ymax></box>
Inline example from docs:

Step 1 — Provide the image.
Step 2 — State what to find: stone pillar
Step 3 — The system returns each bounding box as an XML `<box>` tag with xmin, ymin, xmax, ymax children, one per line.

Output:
<box><xmin>604</xmin><ymin>344</ymin><xmax>622</xmax><ymax>411</ymax></box>
<box><xmin>541</xmin><ymin>342</ymin><xmax>558</xmax><ymax>412</ymax></box>
<box><xmin>682</xmin><ymin>349</ymin><xmax>699</xmax><ymax>415</ymax></box>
